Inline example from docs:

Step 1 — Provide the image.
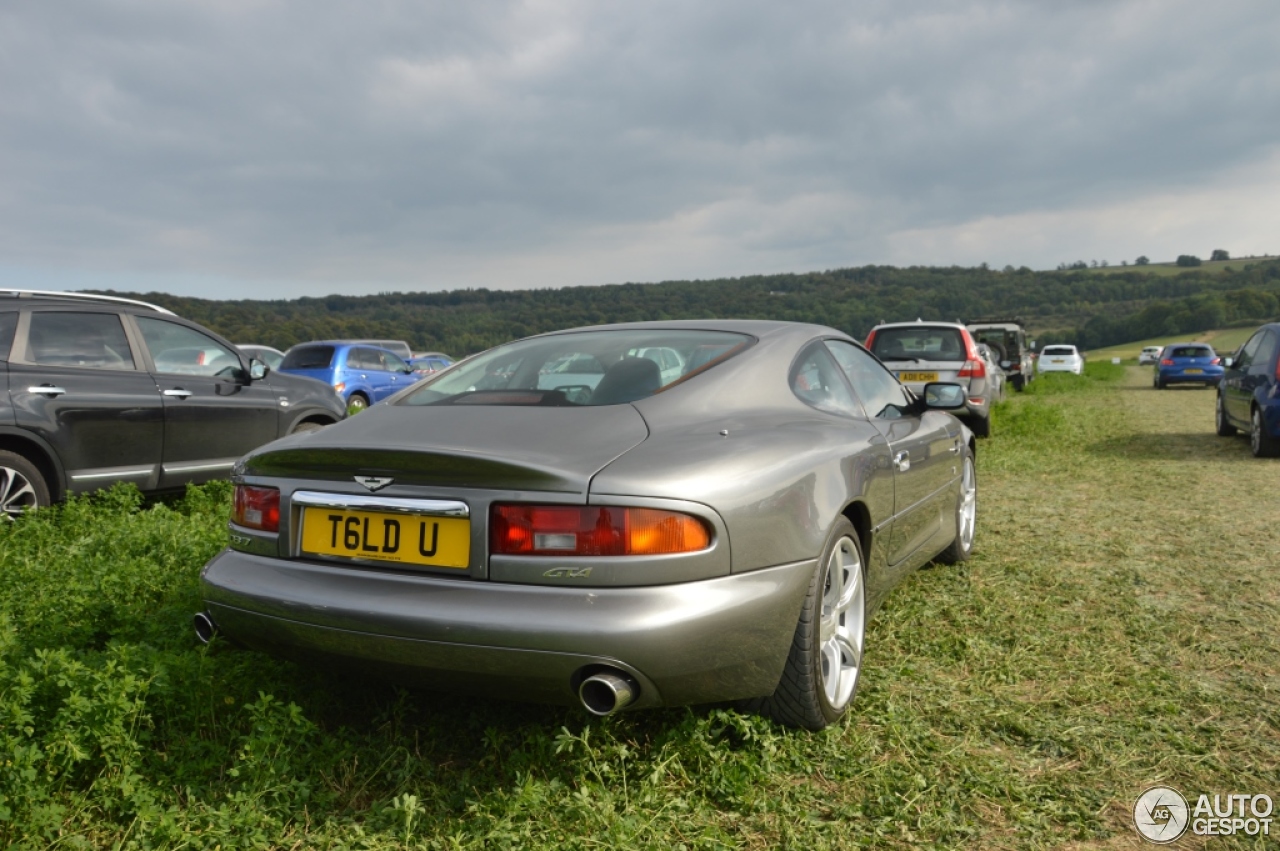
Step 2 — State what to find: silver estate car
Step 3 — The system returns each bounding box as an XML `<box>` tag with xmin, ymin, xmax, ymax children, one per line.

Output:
<box><xmin>866</xmin><ymin>320</ymin><xmax>996</xmax><ymax>437</ymax></box>
<box><xmin>198</xmin><ymin>321</ymin><xmax>978</xmax><ymax>730</ymax></box>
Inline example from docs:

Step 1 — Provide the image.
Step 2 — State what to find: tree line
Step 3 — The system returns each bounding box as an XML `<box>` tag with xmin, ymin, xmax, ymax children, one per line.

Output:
<box><xmin>95</xmin><ymin>259</ymin><xmax>1280</xmax><ymax>357</ymax></box>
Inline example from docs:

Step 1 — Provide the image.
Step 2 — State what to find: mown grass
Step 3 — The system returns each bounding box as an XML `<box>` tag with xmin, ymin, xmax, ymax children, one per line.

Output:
<box><xmin>1087</xmin><ymin>326</ymin><xmax>1259</xmax><ymax>363</ymax></box>
<box><xmin>1</xmin><ymin>363</ymin><xmax>1277</xmax><ymax>848</ymax></box>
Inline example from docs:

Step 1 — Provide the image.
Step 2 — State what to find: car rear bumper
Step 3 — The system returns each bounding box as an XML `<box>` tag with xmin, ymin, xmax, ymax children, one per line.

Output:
<box><xmin>200</xmin><ymin>549</ymin><xmax>815</xmax><ymax>709</ymax></box>
<box><xmin>1158</xmin><ymin>370</ymin><xmax>1223</xmax><ymax>384</ymax></box>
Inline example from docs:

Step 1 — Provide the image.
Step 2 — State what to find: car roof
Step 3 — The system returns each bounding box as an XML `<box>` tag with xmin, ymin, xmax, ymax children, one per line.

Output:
<box><xmin>0</xmin><ymin>288</ymin><xmax>175</xmax><ymax>314</ymax></box>
<box><xmin>870</xmin><ymin>320</ymin><xmax>967</xmax><ymax>331</ymax></box>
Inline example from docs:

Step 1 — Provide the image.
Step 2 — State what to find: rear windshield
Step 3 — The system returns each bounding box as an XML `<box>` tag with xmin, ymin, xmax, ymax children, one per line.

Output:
<box><xmin>1041</xmin><ymin>346</ymin><xmax>1076</xmax><ymax>356</ymax></box>
<box><xmin>401</xmin><ymin>329</ymin><xmax>752</xmax><ymax>407</ymax></box>
<box><xmin>1168</xmin><ymin>346</ymin><xmax>1214</xmax><ymax>358</ymax></box>
<box><xmin>870</xmin><ymin>327</ymin><xmax>967</xmax><ymax>361</ymax></box>
<box><xmin>281</xmin><ymin>345</ymin><xmax>336</xmax><ymax>370</ymax></box>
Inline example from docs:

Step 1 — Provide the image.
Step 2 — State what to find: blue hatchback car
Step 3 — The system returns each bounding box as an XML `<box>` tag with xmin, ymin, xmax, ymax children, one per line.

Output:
<box><xmin>1153</xmin><ymin>342</ymin><xmax>1223</xmax><ymax>389</ymax></box>
<box><xmin>279</xmin><ymin>341</ymin><xmax>423</xmax><ymax>412</ymax></box>
<box><xmin>1217</xmin><ymin>323</ymin><xmax>1280</xmax><ymax>457</ymax></box>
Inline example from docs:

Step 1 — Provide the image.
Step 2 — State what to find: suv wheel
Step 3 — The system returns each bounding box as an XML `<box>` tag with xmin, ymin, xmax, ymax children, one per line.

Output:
<box><xmin>0</xmin><ymin>451</ymin><xmax>51</xmax><ymax>518</ymax></box>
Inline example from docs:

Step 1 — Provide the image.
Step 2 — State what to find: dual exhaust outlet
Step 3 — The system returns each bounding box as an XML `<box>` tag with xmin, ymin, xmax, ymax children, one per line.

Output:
<box><xmin>193</xmin><ymin>610</ymin><xmax>639</xmax><ymax>716</ymax></box>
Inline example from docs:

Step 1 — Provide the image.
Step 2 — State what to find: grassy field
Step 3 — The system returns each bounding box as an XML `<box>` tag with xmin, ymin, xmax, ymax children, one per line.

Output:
<box><xmin>1</xmin><ymin>366</ymin><xmax>1277</xmax><ymax>849</ymax></box>
<box><xmin>1086</xmin><ymin>326</ymin><xmax>1259</xmax><ymax>362</ymax></box>
<box><xmin>1068</xmin><ymin>256</ymin><xmax>1279</xmax><ymax>277</ymax></box>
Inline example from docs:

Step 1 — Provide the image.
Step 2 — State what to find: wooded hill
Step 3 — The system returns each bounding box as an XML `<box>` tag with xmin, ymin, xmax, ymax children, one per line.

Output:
<box><xmin>97</xmin><ymin>259</ymin><xmax>1280</xmax><ymax>357</ymax></box>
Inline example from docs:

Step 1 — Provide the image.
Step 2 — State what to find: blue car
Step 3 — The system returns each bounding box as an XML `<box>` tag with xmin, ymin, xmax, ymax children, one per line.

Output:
<box><xmin>1153</xmin><ymin>342</ymin><xmax>1223</xmax><ymax>389</ymax></box>
<box><xmin>1217</xmin><ymin>323</ymin><xmax>1280</xmax><ymax>457</ymax></box>
<box><xmin>279</xmin><ymin>341</ymin><xmax>422</xmax><ymax>412</ymax></box>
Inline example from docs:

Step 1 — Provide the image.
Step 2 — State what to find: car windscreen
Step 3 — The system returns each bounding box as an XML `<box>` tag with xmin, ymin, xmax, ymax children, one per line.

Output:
<box><xmin>870</xmin><ymin>327</ymin><xmax>967</xmax><ymax>361</ymax></box>
<box><xmin>400</xmin><ymin>329</ymin><xmax>752</xmax><ymax>407</ymax></box>
<box><xmin>281</xmin><ymin>345</ymin><xmax>336</xmax><ymax>370</ymax></box>
<box><xmin>1168</xmin><ymin>346</ymin><xmax>1213</xmax><ymax>358</ymax></box>
<box><xmin>1041</xmin><ymin>346</ymin><xmax>1076</xmax><ymax>356</ymax></box>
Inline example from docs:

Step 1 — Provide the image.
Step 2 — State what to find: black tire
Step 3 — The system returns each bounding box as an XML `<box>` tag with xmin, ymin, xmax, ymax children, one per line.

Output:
<box><xmin>1155</xmin><ymin>376</ymin><xmax>1166</xmax><ymax>389</ymax></box>
<box><xmin>936</xmin><ymin>450</ymin><xmax>977</xmax><ymax>564</ymax></box>
<box><xmin>1215</xmin><ymin>394</ymin><xmax>1237</xmax><ymax>437</ymax></box>
<box><xmin>347</xmin><ymin>393</ymin><xmax>370</xmax><ymax>413</ymax></box>
<box><xmin>290</xmin><ymin>421</ymin><xmax>325</xmax><ymax>435</ymax></box>
<box><xmin>1012</xmin><ymin>375</ymin><xmax>1025</xmax><ymax>392</ymax></box>
<box><xmin>968</xmin><ymin>413</ymin><xmax>991</xmax><ymax>438</ymax></box>
<box><xmin>746</xmin><ymin>517</ymin><xmax>866</xmax><ymax>730</ymax></box>
<box><xmin>1250</xmin><ymin>407</ymin><xmax>1279</xmax><ymax>458</ymax></box>
<box><xmin>0</xmin><ymin>450</ymin><xmax>52</xmax><ymax>518</ymax></box>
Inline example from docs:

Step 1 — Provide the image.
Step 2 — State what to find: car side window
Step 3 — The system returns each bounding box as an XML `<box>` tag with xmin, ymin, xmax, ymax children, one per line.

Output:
<box><xmin>0</xmin><ymin>311</ymin><xmax>16</xmax><ymax>361</ymax></box>
<box><xmin>1236</xmin><ymin>332</ymin><xmax>1264</xmax><ymax>370</ymax></box>
<box><xmin>136</xmin><ymin>316</ymin><xmax>241</xmax><ymax>377</ymax></box>
<box><xmin>1252</xmin><ymin>331</ymin><xmax>1278</xmax><ymax>374</ymax></box>
<box><xmin>790</xmin><ymin>343</ymin><xmax>860</xmax><ymax>417</ymax></box>
<box><xmin>385</xmin><ymin>352</ymin><xmax>410</xmax><ymax>372</ymax></box>
<box><xmin>25</xmin><ymin>311</ymin><xmax>136</xmax><ymax>370</ymax></box>
<box><xmin>825</xmin><ymin>340</ymin><xmax>911</xmax><ymax>419</ymax></box>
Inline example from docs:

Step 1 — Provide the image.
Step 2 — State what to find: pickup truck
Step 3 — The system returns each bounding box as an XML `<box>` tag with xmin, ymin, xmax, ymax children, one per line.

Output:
<box><xmin>967</xmin><ymin>319</ymin><xmax>1036</xmax><ymax>391</ymax></box>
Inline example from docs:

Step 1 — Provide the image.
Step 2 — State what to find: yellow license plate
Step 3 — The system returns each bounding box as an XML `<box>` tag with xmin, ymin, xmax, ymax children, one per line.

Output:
<box><xmin>300</xmin><ymin>507</ymin><xmax>470</xmax><ymax>568</ymax></box>
<box><xmin>898</xmin><ymin>371</ymin><xmax>939</xmax><ymax>382</ymax></box>
<box><xmin>1051</xmin><ymin>359</ymin><xmax>1064</xmax><ymax>363</ymax></box>
<box><xmin>1184</xmin><ymin>368</ymin><xmax>1203</xmax><ymax>374</ymax></box>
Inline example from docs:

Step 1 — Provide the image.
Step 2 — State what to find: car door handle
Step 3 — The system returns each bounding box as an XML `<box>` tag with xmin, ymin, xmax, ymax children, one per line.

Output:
<box><xmin>163</xmin><ymin>389</ymin><xmax>193</xmax><ymax>399</ymax></box>
<box><xmin>28</xmin><ymin>385</ymin><xmax>67</xmax><ymax>397</ymax></box>
<box><xmin>949</xmin><ymin>440</ymin><xmax>962</xmax><ymax>454</ymax></box>
<box><xmin>894</xmin><ymin>451</ymin><xmax>910</xmax><ymax>472</ymax></box>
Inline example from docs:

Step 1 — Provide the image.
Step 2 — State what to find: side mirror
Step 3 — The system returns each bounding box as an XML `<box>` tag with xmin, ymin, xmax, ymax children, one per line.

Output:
<box><xmin>249</xmin><ymin>358</ymin><xmax>269</xmax><ymax>380</ymax></box>
<box><xmin>922</xmin><ymin>382</ymin><xmax>966</xmax><ymax>410</ymax></box>
<box><xmin>1223</xmin><ymin>356</ymin><xmax>1234</xmax><ymax>369</ymax></box>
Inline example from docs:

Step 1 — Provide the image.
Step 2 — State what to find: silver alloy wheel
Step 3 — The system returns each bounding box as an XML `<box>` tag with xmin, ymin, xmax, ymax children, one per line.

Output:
<box><xmin>957</xmin><ymin>455</ymin><xmax>977</xmax><ymax>551</ymax></box>
<box><xmin>819</xmin><ymin>535</ymin><xmax>865</xmax><ymax>710</ymax></box>
<box><xmin>1</xmin><ymin>465</ymin><xmax>39</xmax><ymax>518</ymax></box>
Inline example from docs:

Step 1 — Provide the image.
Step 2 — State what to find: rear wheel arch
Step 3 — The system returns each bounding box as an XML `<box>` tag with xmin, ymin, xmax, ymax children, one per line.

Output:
<box><xmin>841</xmin><ymin>500</ymin><xmax>872</xmax><ymax>561</ymax></box>
<box><xmin>0</xmin><ymin>433</ymin><xmax>62</xmax><ymax>502</ymax></box>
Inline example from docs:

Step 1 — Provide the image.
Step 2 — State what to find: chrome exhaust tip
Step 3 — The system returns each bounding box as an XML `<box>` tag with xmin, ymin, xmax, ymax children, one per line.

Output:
<box><xmin>578</xmin><ymin>671</ymin><xmax>638</xmax><ymax>716</ymax></box>
<box><xmin>193</xmin><ymin>611</ymin><xmax>218</xmax><ymax>644</ymax></box>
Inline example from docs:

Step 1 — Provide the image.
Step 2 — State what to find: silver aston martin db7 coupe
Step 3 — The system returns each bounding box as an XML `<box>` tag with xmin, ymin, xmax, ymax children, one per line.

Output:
<box><xmin>198</xmin><ymin>320</ymin><xmax>977</xmax><ymax>729</ymax></box>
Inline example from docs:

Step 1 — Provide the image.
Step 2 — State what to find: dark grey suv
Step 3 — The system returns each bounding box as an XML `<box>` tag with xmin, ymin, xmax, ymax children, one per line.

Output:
<box><xmin>0</xmin><ymin>290</ymin><xmax>347</xmax><ymax>515</ymax></box>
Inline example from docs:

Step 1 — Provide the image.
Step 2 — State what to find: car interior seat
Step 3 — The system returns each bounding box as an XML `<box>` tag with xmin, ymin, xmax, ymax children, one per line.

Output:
<box><xmin>589</xmin><ymin>356</ymin><xmax>662</xmax><ymax>405</ymax></box>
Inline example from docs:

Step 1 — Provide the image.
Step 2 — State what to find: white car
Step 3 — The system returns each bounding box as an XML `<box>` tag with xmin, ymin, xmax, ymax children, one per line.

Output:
<box><xmin>1038</xmin><ymin>345</ymin><xmax>1085</xmax><ymax>375</ymax></box>
<box><xmin>1138</xmin><ymin>346</ymin><xmax>1163</xmax><ymax>365</ymax></box>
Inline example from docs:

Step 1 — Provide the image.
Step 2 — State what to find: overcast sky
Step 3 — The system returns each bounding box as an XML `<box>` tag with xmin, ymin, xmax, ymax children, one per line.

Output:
<box><xmin>2</xmin><ymin>0</ymin><xmax>1277</xmax><ymax>300</ymax></box>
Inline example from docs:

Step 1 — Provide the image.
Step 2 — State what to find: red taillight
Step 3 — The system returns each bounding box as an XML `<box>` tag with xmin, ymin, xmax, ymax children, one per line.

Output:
<box><xmin>233</xmin><ymin>485</ymin><xmax>280</xmax><ymax>532</ymax></box>
<box><xmin>1210</xmin><ymin>357</ymin><xmax>1221</xmax><ymax>366</ymax></box>
<box><xmin>864</xmin><ymin>330</ymin><xmax>878</xmax><ymax>349</ymax></box>
<box><xmin>1161</xmin><ymin>358</ymin><xmax>1175</xmax><ymax>366</ymax></box>
<box><xmin>491</xmin><ymin>505</ymin><xmax>711</xmax><ymax>556</ymax></box>
<box><xmin>956</xmin><ymin>331</ymin><xmax>985</xmax><ymax>377</ymax></box>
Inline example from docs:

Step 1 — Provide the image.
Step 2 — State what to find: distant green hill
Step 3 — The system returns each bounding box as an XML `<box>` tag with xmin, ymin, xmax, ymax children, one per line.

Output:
<box><xmin>93</xmin><ymin>258</ymin><xmax>1280</xmax><ymax>357</ymax></box>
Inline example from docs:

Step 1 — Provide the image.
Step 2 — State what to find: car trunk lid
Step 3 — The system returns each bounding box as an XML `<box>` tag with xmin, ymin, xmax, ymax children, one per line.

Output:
<box><xmin>241</xmin><ymin>403</ymin><xmax>651</xmax><ymax>496</ymax></box>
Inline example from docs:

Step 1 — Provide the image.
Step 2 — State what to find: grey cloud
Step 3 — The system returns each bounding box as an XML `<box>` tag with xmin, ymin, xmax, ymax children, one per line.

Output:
<box><xmin>0</xmin><ymin>0</ymin><xmax>1277</xmax><ymax>296</ymax></box>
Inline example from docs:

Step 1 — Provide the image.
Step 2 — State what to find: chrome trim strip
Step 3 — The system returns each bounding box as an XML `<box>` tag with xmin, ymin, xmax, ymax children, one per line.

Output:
<box><xmin>163</xmin><ymin>459</ymin><xmax>238</xmax><ymax>474</ymax></box>
<box><xmin>70</xmin><ymin>466</ymin><xmax>157</xmax><ymax>481</ymax></box>
<box><xmin>291</xmin><ymin>491</ymin><xmax>470</xmax><ymax>517</ymax></box>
